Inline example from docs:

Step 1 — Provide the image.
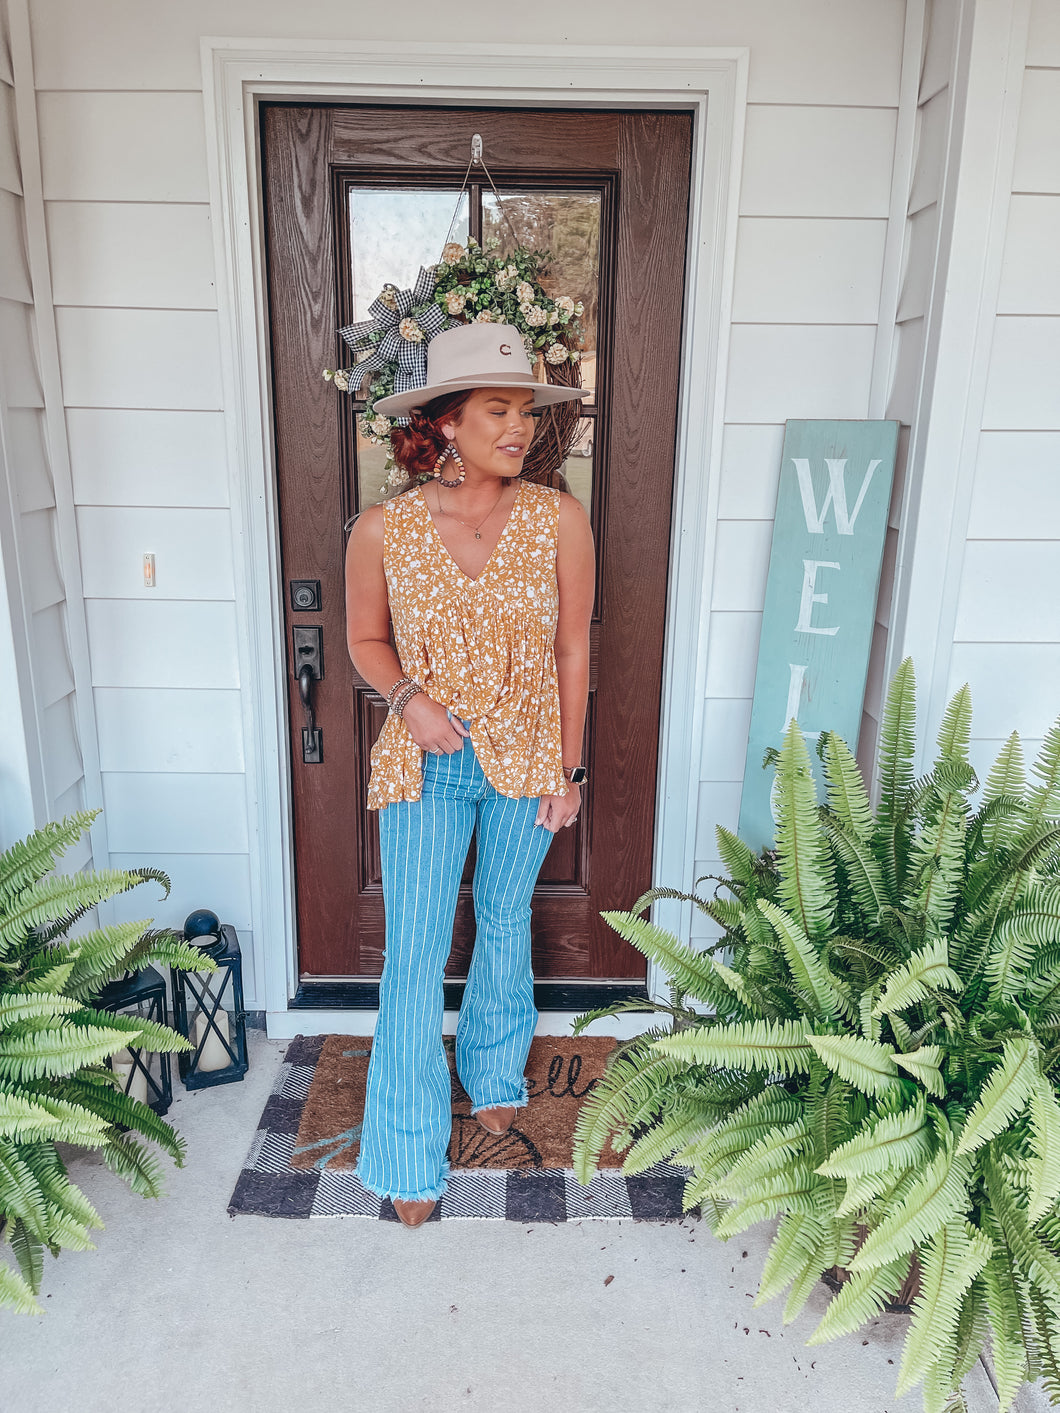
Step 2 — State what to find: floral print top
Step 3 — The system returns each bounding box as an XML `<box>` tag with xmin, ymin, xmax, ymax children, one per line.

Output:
<box><xmin>366</xmin><ymin>478</ymin><xmax>568</xmax><ymax>810</ymax></box>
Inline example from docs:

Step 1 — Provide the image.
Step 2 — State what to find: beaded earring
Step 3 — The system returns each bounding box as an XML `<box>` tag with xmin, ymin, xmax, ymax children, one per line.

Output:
<box><xmin>433</xmin><ymin>441</ymin><xmax>466</xmax><ymax>488</ymax></box>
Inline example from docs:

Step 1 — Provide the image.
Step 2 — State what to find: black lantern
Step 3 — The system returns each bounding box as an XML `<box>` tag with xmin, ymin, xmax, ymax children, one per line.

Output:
<box><xmin>95</xmin><ymin>965</ymin><xmax>173</xmax><ymax>1115</ymax></box>
<box><xmin>171</xmin><ymin>913</ymin><xmax>249</xmax><ymax>1089</ymax></box>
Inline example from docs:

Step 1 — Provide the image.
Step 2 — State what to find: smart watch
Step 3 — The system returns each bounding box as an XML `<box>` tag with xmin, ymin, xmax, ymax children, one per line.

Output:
<box><xmin>563</xmin><ymin>765</ymin><xmax>589</xmax><ymax>785</ymax></box>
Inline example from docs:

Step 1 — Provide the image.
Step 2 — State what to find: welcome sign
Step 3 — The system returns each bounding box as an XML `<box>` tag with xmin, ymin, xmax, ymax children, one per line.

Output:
<box><xmin>738</xmin><ymin>420</ymin><xmax>899</xmax><ymax>851</ymax></box>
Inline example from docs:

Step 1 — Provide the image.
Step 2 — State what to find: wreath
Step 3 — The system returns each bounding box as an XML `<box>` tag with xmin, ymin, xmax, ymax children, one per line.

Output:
<box><xmin>324</xmin><ymin>237</ymin><xmax>586</xmax><ymax>493</ymax></box>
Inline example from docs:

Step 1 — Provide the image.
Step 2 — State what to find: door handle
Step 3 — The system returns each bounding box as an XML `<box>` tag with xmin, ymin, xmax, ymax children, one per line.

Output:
<box><xmin>294</xmin><ymin>626</ymin><xmax>324</xmax><ymax>764</ymax></box>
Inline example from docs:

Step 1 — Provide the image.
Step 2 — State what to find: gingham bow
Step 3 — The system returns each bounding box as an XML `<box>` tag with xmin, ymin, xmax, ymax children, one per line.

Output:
<box><xmin>338</xmin><ymin>265</ymin><xmax>455</xmax><ymax>397</ymax></box>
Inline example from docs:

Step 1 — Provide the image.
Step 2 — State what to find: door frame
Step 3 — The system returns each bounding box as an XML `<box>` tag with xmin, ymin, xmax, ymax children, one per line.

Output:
<box><xmin>201</xmin><ymin>38</ymin><xmax>748</xmax><ymax>1037</ymax></box>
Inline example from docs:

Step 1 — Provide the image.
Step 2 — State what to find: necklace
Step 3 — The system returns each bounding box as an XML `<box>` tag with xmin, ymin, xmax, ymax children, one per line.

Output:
<box><xmin>437</xmin><ymin>482</ymin><xmax>508</xmax><ymax>539</ymax></box>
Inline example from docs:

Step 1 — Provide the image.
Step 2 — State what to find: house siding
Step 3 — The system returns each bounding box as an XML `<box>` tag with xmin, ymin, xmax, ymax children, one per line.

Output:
<box><xmin>949</xmin><ymin>0</ymin><xmax>1060</xmax><ymax>783</ymax></box>
<box><xmin>0</xmin><ymin>4</ymin><xmax>92</xmax><ymax>864</ymax></box>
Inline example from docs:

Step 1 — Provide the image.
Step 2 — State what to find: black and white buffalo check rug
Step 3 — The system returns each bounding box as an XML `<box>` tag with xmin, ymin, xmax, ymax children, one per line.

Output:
<box><xmin>228</xmin><ymin>1034</ymin><xmax>690</xmax><ymax>1222</ymax></box>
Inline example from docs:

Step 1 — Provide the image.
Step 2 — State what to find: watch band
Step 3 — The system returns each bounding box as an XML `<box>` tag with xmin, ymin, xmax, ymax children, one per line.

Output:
<box><xmin>563</xmin><ymin>765</ymin><xmax>588</xmax><ymax>785</ymax></box>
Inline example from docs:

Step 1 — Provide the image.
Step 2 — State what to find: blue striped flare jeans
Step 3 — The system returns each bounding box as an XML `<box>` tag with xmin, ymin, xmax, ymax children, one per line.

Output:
<box><xmin>355</xmin><ymin>728</ymin><xmax>555</xmax><ymax>1203</ymax></box>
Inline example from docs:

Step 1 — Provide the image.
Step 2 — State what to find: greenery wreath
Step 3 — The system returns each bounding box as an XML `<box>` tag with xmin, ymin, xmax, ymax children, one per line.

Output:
<box><xmin>324</xmin><ymin>236</ymin><xmax>586</xmax><ymax>493</ymax></box>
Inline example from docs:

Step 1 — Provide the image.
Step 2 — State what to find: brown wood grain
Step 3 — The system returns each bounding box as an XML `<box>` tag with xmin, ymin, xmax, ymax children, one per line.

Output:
<box><xmin>261</xmin><ymin>102</ymin><xmax>692</xmax><ymax>986</ymax></box>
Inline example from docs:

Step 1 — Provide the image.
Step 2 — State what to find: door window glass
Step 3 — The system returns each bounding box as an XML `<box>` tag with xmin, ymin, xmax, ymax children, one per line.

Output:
<box><xmin>348</xmin><ymin>188</ymin><xmax>469</xmax><ymax>321</ymax></box>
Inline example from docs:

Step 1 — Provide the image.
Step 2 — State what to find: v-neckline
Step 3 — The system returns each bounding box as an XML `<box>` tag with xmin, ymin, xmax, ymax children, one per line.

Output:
<box><xmin>418</xmin><ymin>479</ymin><xmax>524</xmax><ymax>585</ymax></box>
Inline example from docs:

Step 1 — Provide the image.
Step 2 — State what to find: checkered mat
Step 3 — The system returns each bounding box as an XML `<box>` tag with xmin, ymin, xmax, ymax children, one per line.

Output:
<box><xmin>228</xmin><ymin>1034</ymin><xmax>690</xmax><ymax>1222</ymax></box>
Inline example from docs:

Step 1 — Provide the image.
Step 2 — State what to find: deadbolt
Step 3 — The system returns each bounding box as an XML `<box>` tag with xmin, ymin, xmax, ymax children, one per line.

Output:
<box><xmin>290</xmin><ymin>579</ymin><xmax>321</xmax><ymax>612</ymax></box>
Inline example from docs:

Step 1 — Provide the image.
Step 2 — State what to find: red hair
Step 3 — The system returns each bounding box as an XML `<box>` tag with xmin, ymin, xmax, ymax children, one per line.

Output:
<box><xmin>388</xmin><ymin>390</ymin><xmax>474</xmax><ymax>480</ymax></box>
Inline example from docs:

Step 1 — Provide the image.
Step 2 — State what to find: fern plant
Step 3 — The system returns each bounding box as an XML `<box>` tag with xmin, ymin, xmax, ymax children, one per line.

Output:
<box><xmin>573</xmin><ymin>660</ymin><xmax>1060</xmax><ymax>1412</ymax></box>
<box><xmin>0</xmin><ymin>808</ymin><xmax>215</xmax><ymax>1314</ymax></box>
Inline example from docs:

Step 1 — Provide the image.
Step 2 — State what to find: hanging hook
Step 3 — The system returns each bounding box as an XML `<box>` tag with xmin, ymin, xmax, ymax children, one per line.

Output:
<box><xmin>471</xmin><ymin>133</ymin><xmax>483</xmax><ymax>164</ymax></box>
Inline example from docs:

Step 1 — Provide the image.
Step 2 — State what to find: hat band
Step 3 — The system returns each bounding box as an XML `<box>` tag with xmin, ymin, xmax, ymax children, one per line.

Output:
<box><xmin>430</xmin><ymin>370</ymin><xmax>537</xmax><ymax>390</ymax></box>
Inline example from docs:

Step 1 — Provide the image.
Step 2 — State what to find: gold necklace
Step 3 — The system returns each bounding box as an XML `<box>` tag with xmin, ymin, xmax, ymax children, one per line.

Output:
<box><xmin>438</xmin><ymin>483</ymin><xmax>508</xmax><ymax>539</ymax></box>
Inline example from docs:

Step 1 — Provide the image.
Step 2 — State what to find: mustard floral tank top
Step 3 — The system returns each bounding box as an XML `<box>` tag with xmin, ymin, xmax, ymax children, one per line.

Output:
<box><xmin>366</xmin><ymin>478</ymin><xmax>568</xmax><ymax>810</ymax></box>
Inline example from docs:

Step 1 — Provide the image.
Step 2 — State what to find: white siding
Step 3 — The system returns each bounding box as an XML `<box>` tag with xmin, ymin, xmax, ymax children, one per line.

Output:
<box><xmin>0</xmin><ymin>6</ymin><xmax>91</xmax><ymax>864</ymax></box>
<box><xmin>950</xmin><ymin>0</ymin><xmax>1060</xmax><ymax>770</ymax></box>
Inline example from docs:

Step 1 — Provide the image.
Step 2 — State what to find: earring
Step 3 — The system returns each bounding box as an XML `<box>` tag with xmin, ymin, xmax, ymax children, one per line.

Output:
<box><xmin>433</xmin><ymin>441</ymin><xmax>466</xmax><ymax>488</ymax></box>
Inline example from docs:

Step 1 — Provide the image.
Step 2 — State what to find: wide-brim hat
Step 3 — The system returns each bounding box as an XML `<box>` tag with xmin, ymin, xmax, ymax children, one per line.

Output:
<box><xmin>372</xmin><ymin>322</ymin><xmax>591</xmax><ymax>418</ymax></box>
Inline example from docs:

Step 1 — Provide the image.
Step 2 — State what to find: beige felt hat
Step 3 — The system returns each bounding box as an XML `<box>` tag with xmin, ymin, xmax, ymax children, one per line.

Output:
<box><xmin>372</xmin><ymin>322</ymin><xmax>590</xmax><ymax>418</ymax></box>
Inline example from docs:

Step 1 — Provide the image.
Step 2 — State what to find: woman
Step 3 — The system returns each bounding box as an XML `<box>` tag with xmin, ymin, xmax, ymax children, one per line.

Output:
<box><xmin>344</xmin><ymin>322</ymin><xmax>594</xmax><ymax>1227</ymax></box>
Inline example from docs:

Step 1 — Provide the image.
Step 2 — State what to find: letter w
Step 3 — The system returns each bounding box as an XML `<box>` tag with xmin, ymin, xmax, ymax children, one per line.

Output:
<box><xmin>792</xmin><ymin>458</ymin><xmax>881</xmax><ymax>535</ymax></box>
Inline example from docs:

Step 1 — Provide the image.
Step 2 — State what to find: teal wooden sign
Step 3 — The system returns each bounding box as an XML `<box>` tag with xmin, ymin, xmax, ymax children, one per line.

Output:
<box><xmin>738</xmin><ymin>419</ymin><xmax>899</xmax><ymax>851</ymax></box>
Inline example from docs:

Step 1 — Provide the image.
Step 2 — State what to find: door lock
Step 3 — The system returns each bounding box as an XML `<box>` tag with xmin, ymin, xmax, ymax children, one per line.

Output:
<box><xmin>294</xmin><ymin>626</ymin><xmax>324</xmax><ymax>764</ymax></box>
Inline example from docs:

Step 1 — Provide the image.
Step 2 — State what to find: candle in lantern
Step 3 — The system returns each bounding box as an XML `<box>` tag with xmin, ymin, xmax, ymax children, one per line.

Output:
<box><xmin>192</xmin><ymin>1004</ymin><xmax>232</xmax><ymax>1073</ymax></box>
<box><xmin>110</xmin><ymin>1047</ymin><xmax>150</xmax><ymax>1104</ymax></box>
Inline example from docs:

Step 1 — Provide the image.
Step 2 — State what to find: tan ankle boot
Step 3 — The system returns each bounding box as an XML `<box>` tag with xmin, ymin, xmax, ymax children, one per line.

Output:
<box><xmin>476</xmin><ymin>1106</ymin><xmax>517</xmax><ymax>1135</ymax></box>
<box><xmin>393</xmin><ymin>1198</ymin><xmax>436</xmax><ymax>1227</ymax></box>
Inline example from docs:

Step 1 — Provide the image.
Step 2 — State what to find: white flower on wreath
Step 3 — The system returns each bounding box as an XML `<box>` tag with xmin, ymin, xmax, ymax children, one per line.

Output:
<box><xmin>506</xmin><ymin>264</ymin><xmax>518</xmax><ymax>279</ymax></box>
<box><xmin>516</xmin><ymin>280</ymin><xmax>535</xmax><ymax>304</ymax></box>
<box><xmin>370</xmin><ymin>415</ymin><xmax>391</xmax><ymax>436</ymax></box>
<box><xmin>441</xmin><ymin>242</ymin><xmax>465</xmax><ymax>265</ymax></box>
<box><xmin>379</xmin><ymin>286</ymin><xmax>399</xmax><ymax>311</ymax></box>
<box><xmin>569</xmin><ymin>349</ymin><xmax>582</xmax><ymax>362</ymax></box>
<box><xmin>399</xmin><ymin>317</ymin><xmax>424</xmax><ymax>343</ymax></box>
<box><xmin>548</xmin><ymin>310</ymin><xmax>560</xmax><ymax>326</ymax></box>
<box><xmin>332</xmin><ymin>370</ymin><xmax>351</xmax><ymax>392</ymax></box>
<box><xmin>574</xmin><ymin>300</ymin><xmax>584</xmax><ymax>318</ymax></box>
<box><xmin>555</xmin><ymin>295</ymin><xmax>575</xmax><ymax>317</ymax></box>
<box><xmin>385</xmin><ymin>464</ymin><xmax>407</xmax><ymax>488</ymax></box>
<box><xmin>545</xmin><ymin>342</ymin><xmax>568</xmax><ymax>364</ymax></box>
<box><xmin>524</xmin><ymin>305</ymin><xmax>547</xmax><ymax>328</ymax></box>
<box><xmin>474</xmin><ymin>309</ymin><xmax>495</xmax><ymax>323</ymax></box>
<box><xmin>444</xmin><ymin>290</ymin><xmax>467</xmax><ymax>315</ymax></box>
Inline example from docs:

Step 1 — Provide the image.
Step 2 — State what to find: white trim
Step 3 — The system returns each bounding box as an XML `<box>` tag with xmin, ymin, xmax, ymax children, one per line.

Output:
<box><xmin>886</xmin><ymin>0</ymin><xmax>1033</xmax><ymax>762</ymax></box>
<box><xmin>201</xmin><ymin>39</ymin><xmax>747</xmax><ymax>1023</ymax></box>
<box><xmin>5</xmin><ymin>0</ymin><xmax>108</xmax><ymax>865</ymax></box>
<box><xmin>868</xmin><ymin>0</ymin><xmax>927</xmax><ymax>419</ymax></box>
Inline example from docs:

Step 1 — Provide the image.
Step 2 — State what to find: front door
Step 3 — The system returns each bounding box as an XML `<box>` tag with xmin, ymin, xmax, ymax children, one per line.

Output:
<box><xmin>261</xmin><ymin>104</ymin><xmax>692</xmax><ymax>1006</ymax></box>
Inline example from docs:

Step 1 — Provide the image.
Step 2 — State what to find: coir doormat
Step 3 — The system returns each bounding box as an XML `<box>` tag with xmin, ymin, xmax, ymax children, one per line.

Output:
<box><xmin>228</xmin><ymin>1034</ymin><xmax>689</xmax><ymax>1222</ymax></box>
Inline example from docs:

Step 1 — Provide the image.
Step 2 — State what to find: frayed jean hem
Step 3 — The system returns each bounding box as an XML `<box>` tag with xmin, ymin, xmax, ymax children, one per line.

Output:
<box><xmin>469</xmin><ymin>1079</ymin><xmax>529</xmax><ymax>1117</ymax></box>
<box><xmin>354</xmin><ymin>1158</ymin><xmax>449</xmax><ymax>1204</ymax></box>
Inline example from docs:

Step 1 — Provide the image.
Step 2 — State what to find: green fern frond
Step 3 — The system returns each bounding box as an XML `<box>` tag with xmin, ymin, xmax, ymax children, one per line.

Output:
<box><xmin>98</xmin><ymin>1132</ymin><xmax>167</xmax><ymax>1198</ymax></box>
<box><xmin>69</xmin><ymin>1006</ymin><xmax>193</xmax><ymax>1055</ymax></box>
<box><xmin>892</xmin><ymin>1046</ymin><xmax>946</xmax><ymax>1098</ymax></box>
<box><xmin>714</xmin><ymin>826</ymin><xmax>762</xmax><ymax>886</ymax></box>
<box><xmin>874</xmin><ymin>656</ymin><xmax>917</xmax><ymax>893</ymax></box>
<box><xmin>570</xmin><ymin>998</ymin><xmax>657</xmax><ymax>1035</ymax></box>
<box><xmin>936</xmin><ymin>685</ymin><xmax>973</xmax><ymax>764</ymax></box>
<box><xmin>874</xmin><ymin>934</ymin><xmax>963</xmax><ymax>1016</ymax></box>
<box><xmin>986</xmin><ymin>891</ymin><xmax>1060</xmax><ymax>1001</ymax></box>
<box><xmin>620</xmin><ymin>1105</ymin><xmax>717</xmax><ymax>1175</ymax></box>
<box><xmin>896</xmin><ymin>1219</ymin><xmax>991</xmax><ymax>1397</ymax></box>
<box><xmin>807</xmin><ymin>1256</ymin><xmax>911</xmax><ymax>1344</ymax></box>
<box><xmin>0</xmin><ymin>1090</ymin><xmax>110</xmax><ymax>1144</ymax></box>
<box><xmin>0</xmin><ymin>1259</ymin><xmax>44</xmax><ymax>1314</ymax></box>
<box><xmin>849</xmin><ymin>1143</ymin><xmax>973</xmax><ymax>1273</ymax></box>
<box><xmin>1027</xmin><ymin>719</ymin><xmax>1060</xmax><ymax>823</ymax></box>
<box><xmin>653</xmin><ymin>1018</ymin><xmax>813</xmax><ymax>1077</ymax></box>
<box><xmin>1027</xmin><ymin>1075</ymin><xmax>1060</xmax><ymax>1223</ymax></box>
<box><xmin>0</xmin><ymin>1022</ymin><xmax>133</xmax><ymax>1084</ymax></box>
<box><xmin>0</xmin><ymin>811</ymin><xmax>99</xmax><ymax>908</ymax></box>
<box><xmin>816</xmin><ymin>1095</ymin><xmax>930</xmax><ymax>1178</ymax></box>
<box><xmin>0</xmin><ymin>992</ymin><xmax>83</xmax><ymax>1027</ymax></box>
<box><xmin>980</xmin><ymin>734</ymin><xmax>1027</xmax><ymax>841</ymax></box>
<box><xmin>0</xmin><ymin>875</ymin><xmax>156</xmax><ymax>953</ymax></box>
<box><xmin>0</xmin><ymin>1139</ymin><xmax>51</xmax><ymax>1240</ymax></box>
<box><xmin>821</xmin><ymin>732</ymin><xmax>874</xmax><ymax>842</ymax></box>
<box><xmin>713</xmin><ymin>1164</ymin><xmax>820</xmax><ymax>1240</ymax></box>
<box><xmin>8</xmin><ymin>1220</ymin><xmax>44</xmax><ymax>1295</ymax></box>
<box><xmin>982</xmin><ymin>1243</ymin><xmax>1030</xmax><ymax>1413</ymax></box>
<box><xmin>571</xmin><ymin>1045</ymin><xmax>694</xmax><ymax>1185</ymax></box>
<box><xmin>909</xmin><ymin>783</ymin><xmax>968</xmax><ymax>928</ymax></box>
<box><xmin>59</xmin><ymin>1073</ymin><xmax>186</xmax><ymax>1165</ymax></box>
<box><xmin>754</xmin><ymin>1210</ymin><xmax>827</xmax><ymax>1306</ymax></box>
<box><xmin>757</xmin><ymin>900</ymin><xmax>847</xmax><ymax>1023</ymax></box>
<box><xmin>956</xmin><ymin>1039</ymin><xmax>1038</xmax><ymax>1156</ymax></box>
<box><xmin>714</xmin><ymin>1119</ymin><xmax>811</xmax><ymax>1194</ymax></box>
<box><xmin>983</xmin><ymin>1158</ymin><xmax>1060</xmax><ymax>1300</ymax></box>
<box><xmin>675</xmin><ymin>1089</ymin><xmax>801</xmax><ymax>1176</ymax></box>
<box><xmin>772</xmin><ymin>720</ymin><xmax>835</xmax><ymax>939</ymax></box>
<box><xmin>599</xmin><ymin>911</ymin><xmax>741</xmax><ymax>1010</ymax></box>
<box><xmin>820</xmin><ymin>817</ymin><xmax>888</xmax><ymax>922</ymax></box>
<box><xmin>807</xmin><ymin>1034</ymin><xmax>901</xmax><ymax>1098</ymax></box>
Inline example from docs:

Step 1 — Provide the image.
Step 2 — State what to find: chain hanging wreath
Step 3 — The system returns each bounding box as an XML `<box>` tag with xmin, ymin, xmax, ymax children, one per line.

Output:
<box><xmin>324</xmin><ymin>237</ymin><xmax>586</xmax><ymax>493</ymax></box>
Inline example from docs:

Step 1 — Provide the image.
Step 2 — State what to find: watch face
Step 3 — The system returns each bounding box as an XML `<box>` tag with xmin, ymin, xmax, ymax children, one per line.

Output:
<box><xmin>567</xmin><ymin>766</ymin><xmax>588</xmax><ymax>784</ymax></box>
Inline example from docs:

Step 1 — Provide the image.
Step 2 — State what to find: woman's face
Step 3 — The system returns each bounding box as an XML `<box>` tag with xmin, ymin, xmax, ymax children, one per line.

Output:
<box><xmin>441</xmin><ymin>388</ymin><xmax>537</xmax><ymax>479</ymax></box>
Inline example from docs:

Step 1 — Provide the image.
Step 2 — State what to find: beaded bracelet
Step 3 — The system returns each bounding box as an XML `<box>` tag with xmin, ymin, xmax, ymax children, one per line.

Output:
<box><xmin>385</xmin><ymin>675</ymin><xmax>416</xmax><ymax>710</ymax></box>
<box><xmin>390</xmin><ymin>682</ymin><xmax>423</xmax><ymax>718</ymax></box>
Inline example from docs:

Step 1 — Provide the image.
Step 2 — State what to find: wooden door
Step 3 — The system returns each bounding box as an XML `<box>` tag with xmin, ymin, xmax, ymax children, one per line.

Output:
<box><xmin>262</xmin><ymin>104</ymin><xmax>692</xmax><ymax>1007</ymax></box>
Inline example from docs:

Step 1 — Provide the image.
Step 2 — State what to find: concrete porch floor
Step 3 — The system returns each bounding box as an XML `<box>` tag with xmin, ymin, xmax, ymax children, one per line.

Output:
<box><xmin>0</xmin><ymin>1030</ymin><xmax>1047</xmax><ymax>1413</ymax></box>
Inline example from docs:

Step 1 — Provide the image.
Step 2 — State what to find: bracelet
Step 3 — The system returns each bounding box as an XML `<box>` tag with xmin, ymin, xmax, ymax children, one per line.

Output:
<box><xmin>385</xmin><ymin>675</ymin><xmax>416</xmax><ymax>709</ymax></box>
<box><xmin>391</xmin><ymin>682</ymin><xmax>423</xmax><ymax>718</ymax></box>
